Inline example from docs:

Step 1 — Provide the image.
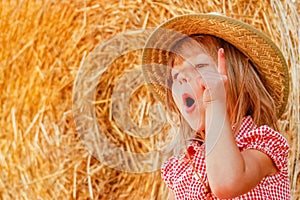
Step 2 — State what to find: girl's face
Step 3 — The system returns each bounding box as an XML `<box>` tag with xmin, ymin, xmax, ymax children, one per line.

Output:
<box><xmin>171</xmin><ymin>44</ymin><xmax>216</xmax><ymax>132</ymax></box>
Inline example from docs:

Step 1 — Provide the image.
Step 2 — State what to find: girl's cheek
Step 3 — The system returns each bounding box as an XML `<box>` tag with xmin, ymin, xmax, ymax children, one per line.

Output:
<box><xmin>194</xmin><ymin>76</ymin><xmax>205</xmax><ymax>93</ymax></box>
<box><xmin>171</xmin><ymin>87</ymin><xmax>181</xmax><ymax>107</ymax></box>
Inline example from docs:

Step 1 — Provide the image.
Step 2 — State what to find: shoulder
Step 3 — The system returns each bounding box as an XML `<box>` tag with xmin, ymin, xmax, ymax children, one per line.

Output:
<box><xmin>161</xmin><ymin>151</ymin><xmax>188</xmax><ymax>189</ymax></box>
<box><xmin>161</xmin><ymin>140</ymin><xmax>204</xmax><ymax>189</ymax></box>
<box><xmin>236</xmin><ymin>116</ymin><xmax>289</xmax><ymax>172</ymax></box>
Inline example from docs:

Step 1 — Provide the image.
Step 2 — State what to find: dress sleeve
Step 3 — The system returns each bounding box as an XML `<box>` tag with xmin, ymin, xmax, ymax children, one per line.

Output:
<box><xmin>236</xmin><ymin>125</ymin><xmax>289</xmax><ymax>172</ymax></box>
<box><xmin>161</xmin><ymin>156</ymin><xmax>180</xmax><ymax>190</ymax></box>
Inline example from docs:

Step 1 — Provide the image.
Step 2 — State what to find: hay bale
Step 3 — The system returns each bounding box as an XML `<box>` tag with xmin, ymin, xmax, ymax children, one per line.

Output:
<box><xmin>0</xmin><ymin>0</ymin><xmax>299</xmax><ymax>199</ymax></box>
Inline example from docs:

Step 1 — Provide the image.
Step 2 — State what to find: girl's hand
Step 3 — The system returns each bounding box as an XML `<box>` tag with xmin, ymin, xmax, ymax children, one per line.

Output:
<box><xmin>197</xmin><ymin>48</ymin><xmax>228</xmax><ymax>106</ymax></box>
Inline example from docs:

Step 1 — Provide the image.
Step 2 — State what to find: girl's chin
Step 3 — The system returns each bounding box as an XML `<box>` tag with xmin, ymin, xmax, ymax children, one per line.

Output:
<box><xmin>190</xmin><ymin>124</ymin><xmax>205</xmax><ymax>132</ymax></box>
<box><xmin>184</xmin><ymin>114</ymin><xmax>205</xmax><ymax>132</ymax></box>
<box><xmin>186</xmin><ymin>114</ymin><xmax>205</xmax><ymax>132</ymax></box>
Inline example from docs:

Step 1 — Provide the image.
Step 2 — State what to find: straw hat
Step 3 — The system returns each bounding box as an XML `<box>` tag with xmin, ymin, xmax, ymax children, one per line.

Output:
<box><xmin>142</xmin><ymin>13</ymin><xmax>289</xmax><ymax>118</ymax></box>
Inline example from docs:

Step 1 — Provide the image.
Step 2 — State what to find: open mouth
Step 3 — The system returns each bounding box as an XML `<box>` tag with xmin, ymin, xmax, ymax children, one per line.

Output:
<box><xmin>182</xmin><ymin>94</ymin><xmax>196</xmax><ymax>112</ymax></box>
<box><xmin>186</xmin><ymin>97</ymin><xmax>195</xmax><ymax>107</ymax></box>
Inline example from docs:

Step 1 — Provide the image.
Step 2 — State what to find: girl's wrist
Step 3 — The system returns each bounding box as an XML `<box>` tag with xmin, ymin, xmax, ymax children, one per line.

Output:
<box><xmin>205</xmin><ymin>100</ymin><xmax>230</xmax><ymax>153</ymax></box>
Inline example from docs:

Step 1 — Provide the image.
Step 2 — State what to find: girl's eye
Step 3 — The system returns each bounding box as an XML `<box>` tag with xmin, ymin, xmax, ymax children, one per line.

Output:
<box><xmin>195</xmin><ymin>64</ymin><xmax>208</xmax><ymax>69</ymax></box>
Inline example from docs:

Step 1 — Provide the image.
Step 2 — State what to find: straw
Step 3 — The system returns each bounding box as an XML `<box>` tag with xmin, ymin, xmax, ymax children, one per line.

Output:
<box><xmin>0</xmin><ymin>0</ymin><xmax>299</xmax><ymax>199</ymax></box>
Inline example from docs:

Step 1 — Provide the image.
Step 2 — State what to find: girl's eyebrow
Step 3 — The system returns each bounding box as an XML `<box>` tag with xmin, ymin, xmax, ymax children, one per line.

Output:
<box><xmin>173</xmin><ymin>72</ymin><xmax>179</xmax><ymax>79</ymax></box>
<box><xmin>186</xmin><ymin>54</ymin><xmax>211</xmax><ymax>65</ymax></box>
<box><xmin>194</xmin><ymin>63</ymin><xmax>209</xmax><ymax>67</ymax></box>
<box><xmin>171</xmin><ymin>70</ymin><xmax>179</xmax><ymax>79</ymax></box>
<box><xmin>187</xmin><ymin>59</ymin><xmax>209</xmax><ymax>66</ymax></box>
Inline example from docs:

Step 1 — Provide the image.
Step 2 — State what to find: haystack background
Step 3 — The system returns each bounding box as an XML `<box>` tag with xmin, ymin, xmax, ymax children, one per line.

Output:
<box><xmin>0</xmin><ymin>0</ymin><xmax>299</xmax><ymax>199</ymax></box>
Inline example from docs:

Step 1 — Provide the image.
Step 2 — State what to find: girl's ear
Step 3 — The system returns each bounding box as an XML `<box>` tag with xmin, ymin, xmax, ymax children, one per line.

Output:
<box><xmin>217</xmin><ymin>48</ymin><xmax>227</xmax><ymax>76</ymax></box>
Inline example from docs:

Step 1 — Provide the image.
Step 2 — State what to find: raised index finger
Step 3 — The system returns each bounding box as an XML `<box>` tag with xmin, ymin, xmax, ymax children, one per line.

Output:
<box><xmin>217</xmin><ymin>48</ymin><xmax>227</xmax><ymax>76</ymax></box>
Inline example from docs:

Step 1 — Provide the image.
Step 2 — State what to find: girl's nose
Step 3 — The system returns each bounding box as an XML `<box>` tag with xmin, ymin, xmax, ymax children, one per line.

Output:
<box><xmin>177</xmin><ymin>71</ymin><xmax>189</xmax><ymax>84</ymax></box>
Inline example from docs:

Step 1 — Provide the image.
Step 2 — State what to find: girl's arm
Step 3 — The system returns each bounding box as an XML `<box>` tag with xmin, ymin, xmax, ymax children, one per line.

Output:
<box><xmin>203</xmin><ymin>49</ymin><xmax>277</xmax><ymax>199</ymax></box>
<box><xmin>205</xmin><ymin>102</ymin><xmax>277</xmax><ymax>198</ymax></box>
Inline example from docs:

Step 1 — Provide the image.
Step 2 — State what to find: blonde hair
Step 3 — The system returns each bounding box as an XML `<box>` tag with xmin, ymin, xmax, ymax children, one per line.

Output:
<box><xmin>165</xmin><ymin>35</ymin><xmax>278</xmax><ymax>144</ymax></box>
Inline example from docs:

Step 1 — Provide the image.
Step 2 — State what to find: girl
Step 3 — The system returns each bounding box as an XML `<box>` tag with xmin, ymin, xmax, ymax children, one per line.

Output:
<box><xmin>142</xmin><ymin>14</ymin><xmax>290</xmax><ymax>199</ymax></box>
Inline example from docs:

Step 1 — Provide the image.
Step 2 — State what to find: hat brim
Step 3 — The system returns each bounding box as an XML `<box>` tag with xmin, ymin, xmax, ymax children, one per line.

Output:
<box><xmin>142</xmin><ymin>13</ymin><xmax>289</xmax><ymax>118</ymax></box>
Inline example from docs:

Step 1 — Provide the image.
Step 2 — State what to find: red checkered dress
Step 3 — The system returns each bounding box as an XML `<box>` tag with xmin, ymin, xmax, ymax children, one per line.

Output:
<box><xmin>161</xmin><ymin>116</ymin><xmax>290</xmax><ymax>199</ymax></box>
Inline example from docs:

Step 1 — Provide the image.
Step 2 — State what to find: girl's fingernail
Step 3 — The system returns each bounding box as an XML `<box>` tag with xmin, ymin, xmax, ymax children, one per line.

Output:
<box><xmin>220</xmin><ymin>48</ymin><xmax>224</xmax><ymax>55</ymax></box>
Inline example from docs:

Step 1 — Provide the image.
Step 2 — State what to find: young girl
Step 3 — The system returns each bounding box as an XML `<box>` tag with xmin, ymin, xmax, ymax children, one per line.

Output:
<box><xmin>142</xmin><ymin>14</ymin><xmax>290</xmax><ymax>199</ymax></box>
